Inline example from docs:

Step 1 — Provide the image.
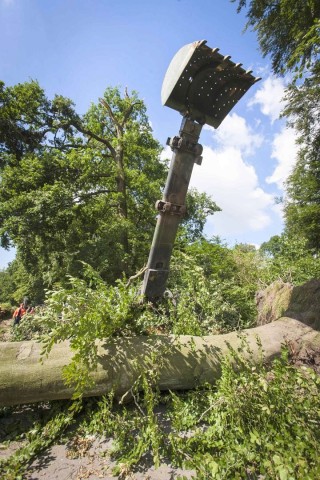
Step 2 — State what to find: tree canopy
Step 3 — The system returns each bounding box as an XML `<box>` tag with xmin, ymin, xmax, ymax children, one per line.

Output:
<box><xmin>233</xmin><ymin>0</ymin><xmax>320</xmax><ymax>76</ymax></box>
<box><xmin>0</xmin><ymin>81</ymin><xmax>218</xmax><ymax>302</ymax></box>
<box><xmin>282</xmin><ymin>67</ymin><xmax>320</xmax><ymax>250</ymax></box>
<box><xmin>233</xmin><ymin>0</ymin><xmax>320</xmax><ymax>252</ymax></box>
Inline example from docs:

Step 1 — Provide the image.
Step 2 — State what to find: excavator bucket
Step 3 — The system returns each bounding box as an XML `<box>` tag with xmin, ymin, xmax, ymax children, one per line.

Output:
<box><xmin>161</xmin><ymin>40</ymin><xmax>260</xmax><ymax>128</ymax></box>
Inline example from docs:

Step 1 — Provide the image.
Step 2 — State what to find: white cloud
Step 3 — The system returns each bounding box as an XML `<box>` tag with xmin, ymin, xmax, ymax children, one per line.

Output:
<box><xmin>160</xmin><ymin>114</ymin><xmax>283</xmax><ymax>241</ymax></box>
<box><xmin>271</xmin><ymin>202</ymin><xmax>284</xmax><ymax>221</ymax></box>
<box><xmin>160</xmin><ymin>145</ymin><xmax>172</xmax><ymax>163</ymax></box>
<box><xmin>190</xmin><ymin>146</ymin><xmax>274</xmax><ymax>237</ymax></box>
<box><xmin>248</xmin><ymin>76</ymin><xmax>286</xmax><ymax>122</ymax></box>
<box><xmin>250</xmin><ymin>243</ymin><xmax>261</xmax><ymax>250</ymax></box>
<box><xmin>266</xmin><ymin>127</ymin><xmax>298</xmax><ymax>189</ymax></box>
<box><xmin>207</xmin><ymin>112</ymin><xmax>263</xmax><ymax>156</ymax></box>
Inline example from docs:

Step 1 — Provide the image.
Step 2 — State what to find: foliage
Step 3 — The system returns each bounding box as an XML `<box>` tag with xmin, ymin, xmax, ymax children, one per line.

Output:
<box><xmin>13</xmin><ymin>233</ymin><xmax>320</xmax><ymax>396</ymax></box>
<box><xmin>8</xmin><ymin>234</ymin><xmax>319</xmax><ymax>399</ymax></box>
<box><xmin>10</xmin><ymin>307</ymin><xmax>51</xmax><ymax>341</ymax></box>
<box><xmin>0</xmin><ymin>80</ymin><xmax>221</xmax><ymax>304</ymax></box>
<box><xmin>0</xmin><ymin>256</ymin><xmax>44</xmax><ymax>305</ymax></box>
<box><xmin>260</xmin><ymin>233</ymin><xmax>320</xmax><ymax>284</ymax></box>
<box><xmin>167</xmin><ymin>347</ymin><xmax>320</xmax><ymax>479</ymax></box>
<box><xmin>2</xmin><ymin>347</ymin><xmax>320</xmax><ymax>479</ymax></box>
<box><xmin>135</xmin><ymin>241</ymin><xmax>260</xmax><ymax>337</ymax></box>
<box><xmin>169</xmin><ymin>246</ymin><xmax>258</xmax><ymax>333</ymax></box>
<box><xmin>10</xmin><ymin>239</ymin><xmax>264</xmax><ymax>400</ymax></box>
<box><xmin>282</xmin><ymin>67</ymin><xmax>320</xmax><ymax>251</ymax></box>
<box><xmin>0</xmin><ymin>400</ymin><xmax>76</xmax><ymax>480</ymax></box>
<box><xmin>232</xmin><ymin>0</ymin><xmax>320</xmax><ymax>77</ymax></box>
<box><xmin>0</xmin><ymin>79</ymin><xmax>53</xmax><ymax>162</ymax></box>
<box><xmin>232</xmin><ymin>0</ymin><xmax>320</xmax><ymax>253</ymax></box>
<box><xmin>0</xmin><ymin>82</ymin><xmax>166</xmax><ymax>302</ymax></box>
<box><xmin>2</xmin><ymin>239</ymin><xmax>319</xmax><ymax>479</ymax></box>
<box><xmin>0</xmin><ymin>268</ymin><xmax>16</xmax><ymax>306</ymax></box>
<box><xmin>0</xmin><ymin>302</ymin><xmax>12</xmax><ymax>323</ymax></box>
<box><xmin>180</xmin><ymin>189</ymin><xmax>221</xmax><ymax>243</ymax></box>
<box><xmin>135</xmin><ymin>236</ymin><xmax>319</xmax><ymax>337</ymax></box>
<box><xmin>25</xmin><ymin>263</ymin><xmax>143</xmax><ymax>398</ymax></box>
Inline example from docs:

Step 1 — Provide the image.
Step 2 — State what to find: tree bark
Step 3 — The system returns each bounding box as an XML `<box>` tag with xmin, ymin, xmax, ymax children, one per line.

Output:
<box><xmin>1</xmin><ymin>317</ymin><xmax>320</xmax><ymax>407</ymax></box>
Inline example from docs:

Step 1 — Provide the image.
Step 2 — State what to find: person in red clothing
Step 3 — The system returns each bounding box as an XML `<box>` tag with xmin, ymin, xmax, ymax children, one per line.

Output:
<box><xmin>13</xmin><ymin>303</ymin><xmax>26</xmax><ymax>326</ymax></box>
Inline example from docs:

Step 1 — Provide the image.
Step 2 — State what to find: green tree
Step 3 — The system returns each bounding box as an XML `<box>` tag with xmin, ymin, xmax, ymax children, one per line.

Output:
<box><xmin>232</xmin><ymin>0</ymin><xmax>320</xmax><ymax>76</ymax></box>
<box><xmin>282</xmin><ymin>68</ymin><xmax>320</xmax><ymax>250</ymax></box>
<box><xmin>180</xmin><ymin>189</ymin><xmax>221</xmax><ymax>243</ymax></box>
<box><xmin>260</xmin><ymin>233</ymin><xmax>320</xmax><ymax>283</ymax></box>
<box><xmin>166</xmin><ymin>238</ymin><xmax>261</xmax><ymax>332</ymax></box>
<box><xmin>0</xmin><ymin>81</ymin><xmax>219</xmax><ymax>303</ymax></box>
<box><xmin>233</xmin><ymin>0</ymin><xmax>320</xmax><ymax>252</ymax></box>
<box><xmin>0</xmin><ymin>269</ymin><xmax>15</xmax><ymax>305</ymax></box>
<box><xmin>0</xmin><ymin>81</ymin><xmax>165</xmax><ymax>300</ymax></box>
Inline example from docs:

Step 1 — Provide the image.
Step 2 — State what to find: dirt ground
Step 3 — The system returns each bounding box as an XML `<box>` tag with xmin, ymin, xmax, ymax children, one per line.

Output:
<box><xmin>26</xmin><ymin>441</ymin><xmax>195</xmax><ymax>480</ymax></box>
<box><xmin>0</xmin><ymin>404</ymin><xmax>195</xmax><ymax>480</ymax></box>
<box><xmin>1</xmin><ymin>440</ymin><xmax>195</xmax><ymax>480</ymax></box>
<box><xmin>0</xmin><ymin>318</ymin><xmax>195</xmax><ymax>479</ymax></box>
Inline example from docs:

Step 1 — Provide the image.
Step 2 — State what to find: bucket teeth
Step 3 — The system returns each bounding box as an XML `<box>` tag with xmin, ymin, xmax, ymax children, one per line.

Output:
<box><xmin>161</xmin><ymin>40</ymin><xmax>260</xmax><ymax>129</ymax></box>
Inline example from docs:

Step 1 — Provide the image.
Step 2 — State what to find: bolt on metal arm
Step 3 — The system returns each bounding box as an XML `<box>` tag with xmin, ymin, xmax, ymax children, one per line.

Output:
<box><xmin>141</xmin><ymin>116</ymin><xmax>203</xmax><ymax>302</ymax></box>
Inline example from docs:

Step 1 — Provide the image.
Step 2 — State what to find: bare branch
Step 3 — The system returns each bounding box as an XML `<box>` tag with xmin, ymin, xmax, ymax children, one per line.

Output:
<box><xmin>99</xmin><ymin>98</ymin><xmax>121</xmax><ymax>135</ymax></box>
<box><xmin>126</xmin><ymin>266</ymin><xmax>147</xmax><ymax>287</ymax></box>
<box><xmin>72</xmin><ymin>122</ymin><xmax>117</xmax><ymax>158</ymax></box>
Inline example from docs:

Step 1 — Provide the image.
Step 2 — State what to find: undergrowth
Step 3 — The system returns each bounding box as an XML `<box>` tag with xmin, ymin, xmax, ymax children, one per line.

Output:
<box><xmin>4</xmin><ymin>261</ymin><xmax>320</xmax><ymax>478</ymax></box>
<box><xmin>11</xmin><ymin>259</ymin><xmax>257</xmax><ymax>399</ymax></box>
<box><xmin>1</xmin><ymin>348</ymin><xmax>320</xmax><ymax>479</ymax></box>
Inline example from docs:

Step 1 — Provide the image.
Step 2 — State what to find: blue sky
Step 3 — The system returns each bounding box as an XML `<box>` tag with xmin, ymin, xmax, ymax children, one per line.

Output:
<box><xmin>0</xmin><ymin>0</ymin><xmax>297</xmax><ymax>268</ymax></box>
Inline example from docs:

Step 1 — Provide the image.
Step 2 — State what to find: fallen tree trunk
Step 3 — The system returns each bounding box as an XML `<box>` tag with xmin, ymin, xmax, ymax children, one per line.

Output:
<box><xmin>1</xmin><ymin>317</ymin><xmax>320</xmax><ymax>407</ymax></box>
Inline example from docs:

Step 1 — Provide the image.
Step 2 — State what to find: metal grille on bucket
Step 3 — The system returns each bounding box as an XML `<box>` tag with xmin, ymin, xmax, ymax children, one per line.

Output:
<box><xmin>161</xmin><ymin>41</ymin><xmax>260</xmax><ymax>128</ymax></box>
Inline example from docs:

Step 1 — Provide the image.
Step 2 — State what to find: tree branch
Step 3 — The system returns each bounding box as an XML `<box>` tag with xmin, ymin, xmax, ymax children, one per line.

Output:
<box><xmin>74</xmin><ymin>189</ymin><xmax>118</xmax><ymax>203</ymax></box>
<box><xmin>47</xmin><ymin>143</ymin><xmax>88</xmax><ymax>151</ymax></box>
<box><xmin>126</xmin><ymin>266</ymin><xmax>147</xmax><ymax>287</ymax></box>
<box><xmin>120</xmin><ymin>101</ymin><xmax>142</xmax><ymax>129</ymax></box>
<box><xmin>87</xmin><ymin>173</ymin><xmax>113</xmax><ymax>180</ymax></box>
<box><xmin>99</xmin><ymin>98</ymin><xmax>122</xmax><ymax>137</ymax></box>
<box><xmin>70</xmin><ymin>121</ymin><xmax>117</xmax><ymax>158</ymax></box>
